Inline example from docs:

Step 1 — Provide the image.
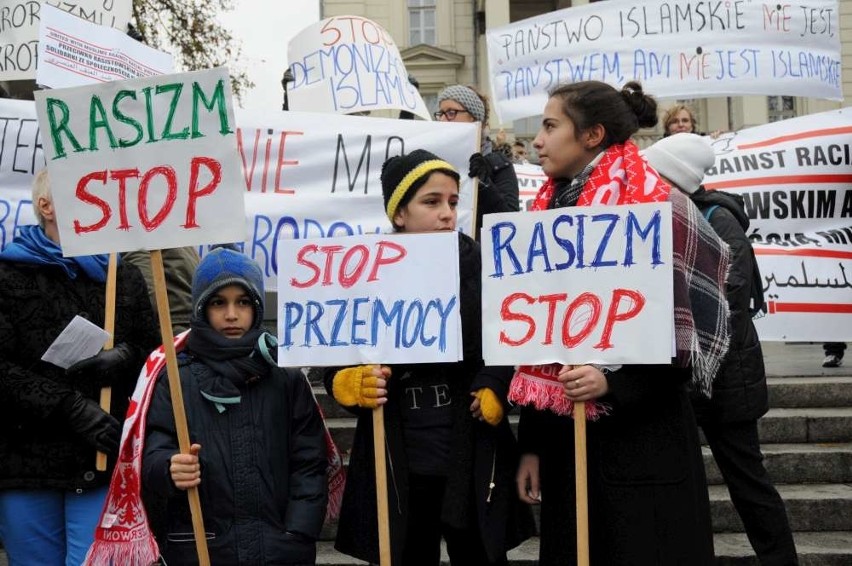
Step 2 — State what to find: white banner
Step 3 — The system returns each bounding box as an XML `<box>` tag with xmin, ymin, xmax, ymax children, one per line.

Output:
<box><xmin>704</xmin><ymin>107</ymin><xmax>852</xmax><ymax>341</ymax></box>
<box><xmin>277</xmin><ymin>232</ymin><xmax>462</xmax><ymax>366</ymax></box>
<box><xmin>287</xmin><ymin>15</ymin><xmax>431</xmax><ymax>120</ymax></box>
<box><xmin>0</xmin><ymin>98</ymin><xmax>42</xmax><ymax>249</ymax></box>
<box><xmin>481</xmin><ymin>203</ymin><xmax>674</xmax><ymax>365</ymax></box>
<box><xmin>0</xmin><ymin>0</ymin><xmax>133</xmax><ymax>81</ymax></box>
<box><xmin>34</xmin><ymin>67</ymin><xmax>246</xmax><ymax>256</ymax></box>
<box><xmin>487</xmin><ymin>0</ymin><xmax>842</xmax><ymax>122</ymax></box>
<box><xmin>37</xmin><ymin>4</ymin><xmax>173</xmax><ymax>88</ymax></box>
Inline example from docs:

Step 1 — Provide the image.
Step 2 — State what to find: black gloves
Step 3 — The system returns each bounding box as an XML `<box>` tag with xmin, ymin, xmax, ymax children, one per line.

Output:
<box><xmin>60</xmin><ymin>393</ymin><xmax>121</xmax><ymax>456</ymax></box>
<box><xmin>66</xmin><ymin>343</ymin><xmax>136</xmax><ymax>387</ymax></box>
<box><xmin>468</xmin><ymin>152</ymin><xmax>511</xmax><ymax>182</ymax></box>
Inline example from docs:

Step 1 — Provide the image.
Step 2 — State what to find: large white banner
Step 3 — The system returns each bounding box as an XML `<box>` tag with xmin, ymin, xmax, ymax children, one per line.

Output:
<box><xmin>0</xmin><ymin>0</ymin><xmax>133</xmax><ymax>81</ymax></box>
<box><xmin>287</xmin><ymin>15</ymin><xmax>431</xmax><ymax>120</ymax></box>
<box><xmin>487</xmin><ymin>0</ymin><xmax>842</xmax><ymax>122</ymax></box>
<box><xmin>704</xmin><ymin>107</ymin><xmax>852</xmax><ymax>341</ymax></box>
<box><xmin>37</xmin><ymin>4</ymin><xmax>174</xmax><ymax>88</ymax></box>
<box><xmin>277</xmin><ymin>232</ymin><xmax>462</xmax><ymax>366</ymax></box>
<box><xmin>481</xmin><ymin>203</ymin><xmax>674</xmax><ymax>365</ymax></box>
<box><xmin>34</xmin><ymin>67</ymin><xmax>246</xmax><ymax>256</ymax></box>
<box><xmin>0</xmin><ymin>98</ymin><xmax>43</xmax><ymax>249</ymax></box>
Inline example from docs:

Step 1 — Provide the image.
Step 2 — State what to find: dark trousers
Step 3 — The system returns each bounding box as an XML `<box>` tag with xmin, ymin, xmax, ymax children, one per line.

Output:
<box><xmin>823</xmin><ymin>342</ymin><xmax>846</xmax><ymax>357</ymax></box>
<box><xmin>701</xmin><ymin>420</ymin><xmax>798</xmax><ymax>566</ymax></box>
<box><xmin>401</xmin><ymin>474</ymin><xmax>507</xmax><ymax>566</ymax></box>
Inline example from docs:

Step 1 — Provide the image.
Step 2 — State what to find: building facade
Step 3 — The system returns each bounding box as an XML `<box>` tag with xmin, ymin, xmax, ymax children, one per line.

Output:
<box><xmin>322</xmin><ymin>0</ymin><xmax>851</xmax><ymax>146</ymax></box>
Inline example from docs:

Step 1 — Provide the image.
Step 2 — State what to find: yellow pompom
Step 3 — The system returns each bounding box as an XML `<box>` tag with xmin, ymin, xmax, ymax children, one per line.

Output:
<box><xmin>475</xmin><ymin>388</ymin><xmax>504</xmax><ymax>426</ymax></box>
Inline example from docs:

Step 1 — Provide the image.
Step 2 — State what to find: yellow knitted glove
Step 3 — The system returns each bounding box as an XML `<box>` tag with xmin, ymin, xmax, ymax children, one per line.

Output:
<box><xmin>332</xmin><ymin>365</ymin><xmax>387</xmax><ymax>409</ymax></box>
<box><xmin>474</xmin><ymin>388</ymin><xmax>504</xmax><ymax>426</ymax></box>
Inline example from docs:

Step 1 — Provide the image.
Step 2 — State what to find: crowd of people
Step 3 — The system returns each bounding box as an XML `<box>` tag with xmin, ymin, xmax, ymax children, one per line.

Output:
<box><xmin>1</xmin><ymin>77</ymin><xmax>830</xmax><ymax>566</ymax></box>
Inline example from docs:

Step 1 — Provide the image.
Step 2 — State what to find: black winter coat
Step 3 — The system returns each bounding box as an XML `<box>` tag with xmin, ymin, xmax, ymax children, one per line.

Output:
<box><xmin>690</xmin><ymin>187</ymin><xmax>769</xmax><ymax>423</ymax></box>
<box><xmin>474</xmin><ymin>150</ymin><xmax>520</xmax><ymax>240</ymax></box>
<box><xmin>323</xmin><ymin>232</ymin><xmax>535</xmax><ymax>566</ymax></box>
<box><xmin>0</xmin><ymin>260</ymin><xmax>158</xmax><ymax>491</ymax></box>
<box><xmin>519</xmin><ymin>365</ymin><xmax>715</xmax><ymax>566</ymax></box>
<box><xmin>143</xmin><ymin>358</ymin><xmax>328</xmax><ymax>566</ymax></box>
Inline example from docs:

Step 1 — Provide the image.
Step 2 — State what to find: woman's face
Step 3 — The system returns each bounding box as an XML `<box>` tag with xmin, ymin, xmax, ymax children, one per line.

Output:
<box><xmin>393</xmin><ymin>172</ymin><xmax>459</xmax><ymax>233</ymax></box>
<box><xmin>667</xmin><ymin>109</ymin><xmax>695</xmax><ymax>134</ymax></box>
<box><xmin>436</xmin><ymin>99</ymin><xmax>477</xmax><ymax>123</ymax></box>
<box><xmin>533</xmin><ymin>97</ymin><xmax>599</xmax><ymax>179</ymax></box>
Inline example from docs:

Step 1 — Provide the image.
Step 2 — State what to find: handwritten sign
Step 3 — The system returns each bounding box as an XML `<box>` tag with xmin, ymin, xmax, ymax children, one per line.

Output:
<box><xmin>486</xmin><ymin>0</ymin><xmax>841</xmax><ymax>122</ymax></box>
<box><xmin>703</xmin><ymin>107</ymin><xmax>852</xmax><ymax>341</ymax></box>
<box><xmin>33</xmin><ymin>67</ymin><xmax>246</xmax><ymax>256</ymax></box>
<box><xmin>37</xmin><ymin>4</ymin><xmax>174</xmax><ymax>88</ymax></box>
<box><xmin>276</xmin><ymin>232</ymin><xmax>462</xmax><ymax>366</ymax></box>
<box><xmin>481</xmin><ymin>203</ymin><xmax>674</xmax><ymax>365</ymax></box>
<box><xmin>287</xmin><ymin>15</ymin><xmax>431</xmax><ymax>120</ymax></box>
<box><xmin>0</xmin><ymin>0</ymin><xmax>132</xmax><ymax>81</ymax></box>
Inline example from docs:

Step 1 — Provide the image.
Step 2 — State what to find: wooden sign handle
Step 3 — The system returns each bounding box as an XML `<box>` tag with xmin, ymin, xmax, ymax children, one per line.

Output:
<box><xmin>151</xmin><ymin>249</ymin><xmax>210</xmax><ymax>566</ymax></box>
<box><xmin>95</xmin><ymin>253</ymin><xmax>117</xmax><ymax>471</ymax></box>
<box><xmin>575</xmin><ymin>400</ymin><xmax>589</xmax><ymax>566</ymax></box>
<box><xmin>372</xmin><ymin>404</ymin><xmax>391</xmax><ymax>566</ymax></box>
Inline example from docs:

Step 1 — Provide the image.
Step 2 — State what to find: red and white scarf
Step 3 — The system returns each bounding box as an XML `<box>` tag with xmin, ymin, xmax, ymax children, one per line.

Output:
<box><xmin>84</xmin><ymin>333</ymin><xmax>345</xmax><ymax>565</ymax></box>
<box><xmin>509</xmin><ymin>141</ymin><xmax>729</xmax><ymax>418</ymax></box>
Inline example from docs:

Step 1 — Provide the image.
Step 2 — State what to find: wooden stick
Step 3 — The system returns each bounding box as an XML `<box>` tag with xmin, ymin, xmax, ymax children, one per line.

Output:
<box><xmin>372</xmin><ymin>404</ymin><xmax>391</xmax><ymax>566</ymax></box>
<box><xmin>151</xmin><ymin>250</ymin><xmax>210</xmax><ymax>566</ymax></box>
<box><xmin>95</xmin><ymin>252</ymin><xmax>117</xmax><ymax>471</ymax></box>
<box><xmin>575</xmin><ymin>400</ymin><xmax>589</xmax><ymax>566</ymax></box>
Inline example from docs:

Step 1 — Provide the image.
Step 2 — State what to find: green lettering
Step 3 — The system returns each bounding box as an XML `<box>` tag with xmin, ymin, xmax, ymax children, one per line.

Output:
<box><xmin>89</xmin><ymin>95</ymin><xmax>118</xmax><ymax>151</ymax></box>
<box><xmin>142</xmin><ymin>86</ymin><xmax>157</xmax><ymax>143</ymax></box>
<box><xmin>156</xmin><ymin>82</ymin><xmax>189</xmax><ymax>140</ymax></box>
<box><xmin>191</xmin><ymin>79</ymin><xmax>232</xmax><ymax>138</ymax></box>
<box><xmin>45</xmin><ymin>98</ymin><xmax>83</xmax><ymax>159</ymax></box>
<box><xmin>112</xmin><ymin>90</ymin><xmax>144</xmax><ymax>148</ymax></box>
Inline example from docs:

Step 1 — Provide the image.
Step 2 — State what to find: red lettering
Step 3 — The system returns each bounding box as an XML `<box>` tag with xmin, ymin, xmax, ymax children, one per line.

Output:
<box><xmin>595</xmin><ymin>289</ymin><xmax>645</xmax><ymax>350</ymax></box>
<box><xmin>499</xmin><ymin>292</ymin><xmax>536</xmax><ymax>346</ymax></box>
<box><xmin>138</xmin><ymin>166</ymin><xmax>177</xmax><ymax>231</ymax></box>
<box><xmin>320</xmin><ymin>245</ymin><xmax>345</xmax><ymax>285</ymax></box>
<box><xmin>339</xmin><ymin>245</ymin><xmax>369</xmax><ymax>288</ymax></box>
<box><xmin>320</xmin><ymin>18</ymin><xmax>342</xmax><ymax>45</ymax></box>
<box><xmin>537</xmin><ymin>293</ymin><xmax>567</xmax><ymax>345</ymax></box>
<box><xmin>73</xmin><ymin>170</ymin><xmax>110</xmax><ymax>234</ymax></box>
<box><xmin>184</xmin><ymin>157</ymin><xmax>221</xmax><ymax>228</ymax></box>
<box><xmin>110</xmin><ymin>168</ymin><xmax>140</xmax><ymax>230</ymax></box>
<box><xmin>237</xmin><ymin>128</ymin><xmax>261</xmax><ymax>191</ymax></box>
<box><xmin>367</xmin><ymin>240</ymin><xmax>407</xmax><ymax>281</ymax></box>
<box><xmin>561</xmin><ymin>293</ymin><xmax>602</xmax><ymax>348</ymax></box>
<box><xmin>291</xmin><ymin>245</ymin><xmax>321</xmax><ymax>288</ymax></box>
<box><xmin>275</xmin><ymin>131</ymin><xmax>302</xmax><ymax>194</ymax></box>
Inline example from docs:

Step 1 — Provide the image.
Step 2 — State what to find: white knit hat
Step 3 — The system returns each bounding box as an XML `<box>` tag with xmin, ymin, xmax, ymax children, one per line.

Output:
<box><xmin>642</xmin><ymin>133</ymin><xmax>716</xmax><ymax>194</ymax></box>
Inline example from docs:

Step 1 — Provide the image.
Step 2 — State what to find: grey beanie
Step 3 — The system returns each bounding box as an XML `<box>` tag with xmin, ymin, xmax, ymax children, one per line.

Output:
<box><xmin>437</xmin><ymin>85</ymin><xmax>486</xmax><ymax>123</ymax></box>
<box><xmin>642</xmin><ymin>133</ymin><xmax>716</xmax><ymax>194</ymax></box>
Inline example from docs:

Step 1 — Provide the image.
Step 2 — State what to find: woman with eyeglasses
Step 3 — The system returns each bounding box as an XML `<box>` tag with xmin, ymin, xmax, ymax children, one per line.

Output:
<box><xmin>435</xmin><ymin>85</ymin><xmax>520</xmax><ymax>239</ymax></box>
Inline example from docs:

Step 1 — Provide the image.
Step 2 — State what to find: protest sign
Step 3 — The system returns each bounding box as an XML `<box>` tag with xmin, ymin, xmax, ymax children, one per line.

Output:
<box><xmin>486</xmin><ymin>0</ymin><xmax>841</xmax><ymax>122</ymax></box>
<box><xmin>0</xmin><ymin>0</ymin><xmax>132</xmax><ymax>81</ymax></box>
<box><xmin>515</xmin><ymin>162</ymin><xmax>547</xmax><ymax>210</ymax></box>
<box><xmin>37</xmin><ymin>4</ymin><xmax>174</xmax><ymax>88</ymax></box>
<box><xmin>0</xmin><ymin>98</ymin><xmax>42</xmax><ymax>249</ymax></box>
<box><xmin>703</xmin><ymin>107</ymin><xmax>852</xmax><ymax>341</ymax></box>
<box><xmin>33</xmin><ymin>67</ymin><xmax>246</xmax><ymax>256</ymax></box>
<box><xmin>277</xmin><ymin>231</ymin><xmax>462</xmax><ymax>366</ymax></box>
<box><xmin>481</xmin><ymin>203</ymin><xmax>674</xmax><ymax>365</ymax></box>
<box><xmin>287</xmin><ymin>15</ymin><xmax>431</xmax><ymax>120</ymax></box>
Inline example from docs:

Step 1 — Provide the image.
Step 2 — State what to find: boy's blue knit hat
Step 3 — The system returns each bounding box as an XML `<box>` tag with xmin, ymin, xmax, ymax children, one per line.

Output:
<box><xmin>191</xmin><ymin>248</ymin><xmax>265</xmax><ymax>327</ymax></box>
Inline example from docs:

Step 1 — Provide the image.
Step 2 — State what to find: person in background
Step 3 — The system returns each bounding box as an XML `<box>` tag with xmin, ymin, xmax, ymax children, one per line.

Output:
<box><xmin>324</xmin><ymin>149</ymin><xmax>534</xmax><ymax>566</ymax></box>
<box><xmin>644</xmin><ymin>132</ymin><xmax>799</xmax><ymax>565</ymax></box>
<box><xmin>822</xmin><ymin>342</ymin><xmax>846</xmax><ymax>368</ymax></box>
<box><xmin>511</xmin><ymin>140</ymin><xmax>530</xmax><ymax>164</ymax></box>
<box><xmin>516</xmin><ymin>81</ymin><xmax>717</xmax><ymax>565</ymax></box>
<box><xmin>0</xmin><ymin>170</ymin><xmax>159</xmax><ymax>566</ymax></box>
<box><xmin>663</xmin><ymin>103</ymin><xmax>722</xmax><ymax>138</ymax></box>
<box><xmin>143</xmin><ymin>248</ymin><xmax>328</xmax><ymax>565</ymax></box>
<box><xmin>435</xmin><ymin>85</ymin><xmax>520</xmax><ymax>237</ymax></box>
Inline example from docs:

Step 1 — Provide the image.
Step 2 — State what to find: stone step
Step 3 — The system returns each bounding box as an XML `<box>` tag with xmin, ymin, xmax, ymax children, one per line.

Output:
<box><xmin>703</xmin><ymin>443</ymin><xmax>852</xmax><ymax>485</ymax></box>
<box><xmin>767</xmin><ymin>376</ymin><xmax>852</xmax><ymax>408</ymax></box>
<box><xmin>313</xmin><ymin>531</ymin><xmax>852</xmax><ymax>565</ymax></box>
<box><xmin>327</xmin><ymin>408</ymin><xmax>852</xmax><ymax>457</ymax></box>
<box><xmin>709</xmin><ymin>483</ymin><xmax>852</xmax><ymax>533</ymax></box>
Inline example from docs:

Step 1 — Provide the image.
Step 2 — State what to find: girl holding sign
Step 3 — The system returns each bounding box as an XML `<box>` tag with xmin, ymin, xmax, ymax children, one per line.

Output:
<box><xmin>513</xmin><ymin>81</ymin><xmax>722</xmax><ymax>565</ymax></box>
<box><xmin>324</xmin><ymin>150</ymin><xmax>534</xmax><ymax>566</ymax></box>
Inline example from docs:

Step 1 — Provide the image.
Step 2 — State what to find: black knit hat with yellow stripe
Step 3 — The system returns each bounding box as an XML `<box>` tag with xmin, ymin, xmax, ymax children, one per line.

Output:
<box><xmin>381</xmin><ymin>149</ymin><xmax>460</xmax><ymax>225</ymax></box>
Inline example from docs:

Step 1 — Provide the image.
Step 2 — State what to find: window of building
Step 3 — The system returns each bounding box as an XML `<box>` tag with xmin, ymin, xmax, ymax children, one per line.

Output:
<box><xmin>767</xmin><ymin>96</ymin><xmax>796</xmax><ymax>122</ymax></box>
<box><xmin>409</xmin><ymin>0</ymin><xmax>436</xmax><ymax>45</ymax></box>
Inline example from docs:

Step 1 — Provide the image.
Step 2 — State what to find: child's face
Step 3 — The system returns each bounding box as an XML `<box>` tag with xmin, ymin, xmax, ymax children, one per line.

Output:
<box><xmin>392</xmin><ymin>172</ymin><xmax>459</xmax><ymax>232</ymax></box>
<box><xmin>205</xmin><ymin>284</ymin><xmax>255</xmax><ymax>339</ymax></box>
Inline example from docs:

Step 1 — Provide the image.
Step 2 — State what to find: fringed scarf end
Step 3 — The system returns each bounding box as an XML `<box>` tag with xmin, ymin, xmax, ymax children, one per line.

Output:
<box><xmin>83</xmin><ymin>536</ymin><xmax>159</xmax><ymax>566</ymax></box>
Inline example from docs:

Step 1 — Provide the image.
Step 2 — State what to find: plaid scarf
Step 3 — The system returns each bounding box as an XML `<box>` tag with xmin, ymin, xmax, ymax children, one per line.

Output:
<box><xmin>509</xmin><ymin>141</ymin><xmax>730</xmax><ymax>418</ymax></box>
<box><xmin>84</xmin><ymin>333</ymin><xmax>345</xmax><ymax>565</ymax></box>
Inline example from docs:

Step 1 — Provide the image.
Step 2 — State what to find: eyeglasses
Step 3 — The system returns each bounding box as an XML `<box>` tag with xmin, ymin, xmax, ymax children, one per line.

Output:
<box><xmin>434</xmin><ymin>109</ymin><xmax>470</xmax><ymax>121</ymax></box>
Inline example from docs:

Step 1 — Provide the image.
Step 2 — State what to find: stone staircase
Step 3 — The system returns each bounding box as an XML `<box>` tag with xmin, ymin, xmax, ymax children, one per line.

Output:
<box><xmin>313</xmin><ymin>342</ymin><xmax>852</xmax><ymax>565</ymax></box>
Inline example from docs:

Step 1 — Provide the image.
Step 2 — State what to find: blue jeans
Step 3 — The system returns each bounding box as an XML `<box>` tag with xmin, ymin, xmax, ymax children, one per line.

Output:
<box><xmin>0</xmin><ymin>487</ymin><xmax>108</xmax><ymax>566</ymax></box>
